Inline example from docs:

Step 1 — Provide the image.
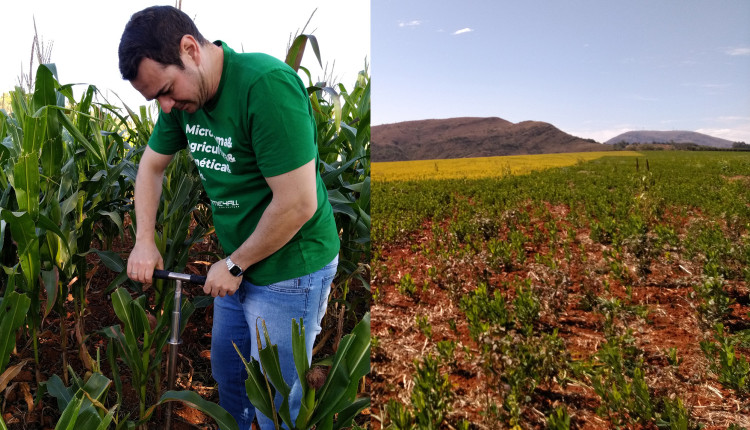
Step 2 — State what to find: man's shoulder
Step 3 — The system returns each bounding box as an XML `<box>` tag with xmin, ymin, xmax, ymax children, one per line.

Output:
<box><xmin>230</xmin><ymin>51</ymin><xmax>292</xmax><ymax>75</ymax></box>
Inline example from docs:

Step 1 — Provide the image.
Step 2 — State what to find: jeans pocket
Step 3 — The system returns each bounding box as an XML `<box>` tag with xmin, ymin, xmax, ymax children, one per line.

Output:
<box><xmin>266</xmin><ymin>277</ymin><xmax>306</xmax><ymax>294</ymax></box>
<box><xmin>316</xmin><ymin>272</ymin><xmax>335</xmax><ymax>326</ymax></box>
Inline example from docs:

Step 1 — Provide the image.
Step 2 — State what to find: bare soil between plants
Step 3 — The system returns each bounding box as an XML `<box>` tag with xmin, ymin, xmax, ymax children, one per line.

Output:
<box><xmin>370</xmin><ymin>206</ymin><xmax>750</xmax><ymax>429</ymax></box>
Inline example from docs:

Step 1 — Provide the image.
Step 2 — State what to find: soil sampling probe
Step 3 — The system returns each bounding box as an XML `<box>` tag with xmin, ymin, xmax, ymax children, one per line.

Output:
<box><xmin>152</xmin><ymin>269</ymin><xmax>206</xmax><ymax>429</ymax></box>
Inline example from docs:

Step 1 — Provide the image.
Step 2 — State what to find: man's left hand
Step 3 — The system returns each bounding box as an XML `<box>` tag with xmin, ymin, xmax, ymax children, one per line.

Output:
<box><xmin>203</xmin><ymin>259</ymin><xmax>243</xmax><ymax>297</ymax></box>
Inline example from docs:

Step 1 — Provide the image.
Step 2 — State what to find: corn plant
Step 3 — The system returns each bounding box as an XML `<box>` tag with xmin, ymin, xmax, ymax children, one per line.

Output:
<box><xmin>236</xmin><ymin>312</ymin><xmax>370</xmax><ymax>430</ymax></box>
<box><xmin>102</xmin><ymin>286</ymin><xmax>195</xmax><ymax>426</ymax></box>
<box><xmin>285</xmin><ymin>30</ymin><xmax>371</xmax><ymax>297</ymax></box>
<box><xmin>47</xmin><ymin>367</ymin><xmax>116</xmax><ymax>430</ymax></box>
<box><xmin>1</xmin><ymin>62</ymin><xmax>147</xmax><ymax>392</ymax></box>
<box><xmin>0</xmin><ymin>64</ymin><xmax>78</xmax><ymax>385</ymax></box>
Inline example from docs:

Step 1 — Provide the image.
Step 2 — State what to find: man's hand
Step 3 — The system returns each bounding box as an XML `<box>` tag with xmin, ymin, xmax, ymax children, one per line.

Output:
<box><xmin>128</xmin><ymin>146</ymin><xmax>173</xmax><ymax>285</ymax></box>
<box><xmin>203</xmin><ymin>259</ymin><xmax>243</xmax><ymax>297</ymax></box>
<box><xmin>127</xmin><ymin>240</ymin><xmax>164</xmax><ymax>285</ymax></box>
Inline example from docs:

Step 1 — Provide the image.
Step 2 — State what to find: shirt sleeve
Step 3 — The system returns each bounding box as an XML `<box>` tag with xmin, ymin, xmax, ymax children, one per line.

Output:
<box><xmin>148</xmin><ymin>110</ymin><xmax>188</xmax><ymax>155</ymax></box>
<box><xmin>247</xmin><ymin>69</ymin><xmax>317</xmax><ymax>178</ymax></box>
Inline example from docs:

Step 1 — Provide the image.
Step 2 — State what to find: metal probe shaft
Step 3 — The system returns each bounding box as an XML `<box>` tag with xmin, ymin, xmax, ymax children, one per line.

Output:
<box><xmin>164</xmin><ymin>280</ymin><xmax>183</xmax><ymax>429</ymax></box>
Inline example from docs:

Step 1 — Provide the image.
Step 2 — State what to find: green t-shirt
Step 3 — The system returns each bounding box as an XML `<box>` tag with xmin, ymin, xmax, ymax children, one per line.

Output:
<box><xmin>148</xmin><ymin>41</ymin><xmax>340</xmax><ymax>285</ymax></box>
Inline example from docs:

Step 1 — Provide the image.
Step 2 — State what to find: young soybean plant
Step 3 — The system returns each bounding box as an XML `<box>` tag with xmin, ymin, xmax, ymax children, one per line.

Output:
<box><xmin>235</xmin><ymin>313</ymin><xmax>370</xmax><ymax>430</ymax></box>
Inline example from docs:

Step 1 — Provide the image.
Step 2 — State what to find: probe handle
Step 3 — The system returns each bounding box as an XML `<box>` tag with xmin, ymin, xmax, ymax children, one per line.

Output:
<box><xmin>153</xmin><ymin>269</ymin><xmax>207</xmax><ymax>285</ymax></box>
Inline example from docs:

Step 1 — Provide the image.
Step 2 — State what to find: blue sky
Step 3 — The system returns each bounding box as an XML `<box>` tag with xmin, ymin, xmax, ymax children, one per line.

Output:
<box><xmin>2</xmin><ymin>1</ymin><xmax>369</xmax><ymax>113</ymax></box>
<box><xmin>372</xmin><ymin>0</ymin><xmax>750</xmax><ymax>143</ymax></box>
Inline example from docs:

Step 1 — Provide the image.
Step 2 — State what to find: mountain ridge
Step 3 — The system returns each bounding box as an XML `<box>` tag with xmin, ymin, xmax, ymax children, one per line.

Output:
<box><xmin>604</xmin><ymin>130</ymin><xmax>734</xmax><ymax>148</ymax></box>
<box><xmin>372</xmin><ymin>117</ymin><xmax>606</xmax><ymax>162</ymax></box>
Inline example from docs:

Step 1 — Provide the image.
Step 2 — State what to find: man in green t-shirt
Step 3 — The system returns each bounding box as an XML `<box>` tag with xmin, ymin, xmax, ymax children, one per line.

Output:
<box><xmin>118</xmin><ymin>6</ymin><xmax>340</xmax><ymax>429</ymax></box>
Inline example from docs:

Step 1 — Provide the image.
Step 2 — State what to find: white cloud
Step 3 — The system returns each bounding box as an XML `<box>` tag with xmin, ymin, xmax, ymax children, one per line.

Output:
<box><xmin>564</xmin><ymin>127</ymin><xmax>635</xmax><ymax>143</ymax></box>
<box><xmin>452</xmin><ymin>28</ymin><xmax>473</xmax><ymax>35</ymax></box>
<box><xmin>695</xmin><ymin>127</ymin><xmax>750</xmax><ymax>143</ymax></box>
<box><xmin>398</xmin><ymin>20</ymin><xmax>422</xmax><ymax>28</ymax></box>
<box><xmin>725</xmin><ymin>47</ymin><xmax>750</xmax><ymax>56</ymax></box>
<box><xmin>716</xmin><ymin>116</ymin><xmax>750</xmax><ymax>122</ymax></box>
<box><xmin>697</xmin><ymin>117</ymin><xmax>750</xmax><ymax>142</ymax></box>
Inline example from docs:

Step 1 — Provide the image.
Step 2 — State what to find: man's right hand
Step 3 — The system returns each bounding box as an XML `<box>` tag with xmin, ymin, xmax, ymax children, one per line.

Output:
<box><xmin>127</xmin><ymin>146</ymin><xmax>173</xmax><ymax>286</ymax></box>
<box><xmin>127</xmin><ymin>240</ymin><xmax>164</xmax><ymax>285</ymax></box>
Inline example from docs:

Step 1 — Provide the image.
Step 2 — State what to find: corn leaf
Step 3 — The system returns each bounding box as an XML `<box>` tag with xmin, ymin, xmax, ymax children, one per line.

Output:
<box><xmin>13</xmin><ymin>152</ymin><xmax>40</xmax><ymax>221</ymax></box>
<box><xmin>91</xmin><ymin>249</ymin><xmax>125</xmax><ymax>273</ymax></box>
<box><xmin>332</xmin><ymin>397</ymin><xmax>370</xmax><ymax>430</ymax></box>
<box><xmin>54</xmin><ymin>394</ymin><xmax>83</xmax><ymax>430</ymax></box>
<box><xmin>292</xmin><ymin>318</ymin><xmax>309</xmax><ymax>390</ymax></box>
<box><xmin>41</xmin><ymin>269</ymin><xmax>58</xmax><ymax>317</ymax></box>
<box><xmin>233</xmin><ymin>342</ymin><xmax>277</xmax><ymax>423</ymax></box>
<box><xmin>257</xmin><ymin>320</ymin><xmax>292</xmax><ymax>427</ymax></box>
<box><xmin>94</xmin><ymin>407</ymin><xmax>116</xmax><ymax>430</ymax></box>
<box><xmin>0</xmin><ymin>291</ymin><xmax>31</xmax><ymax>373</ymax></box>
<box><xmin>46</xmin><ymin>374</ymin><xmax>74</xmax><ymax>411</ymax></box>
<box><xmin>21</xmin><ymin>114</ymin><xmax>45</xmax><ymax>155</ymax></box>
<box><xmin>110</xmin><ymin>289</ymin><xmax>144</xmax><ymax>374</ymax></box>
<box><xmin>56</xmin><ymin>109</ymin><xmax>104</xmax><ymax>165</ymax></box>
<box><xmin>32</xmin><ymin>64</ymin><xmax>57</xmax><ymax>113</ymax></box>
<box><xmin>285</xmin><ymin>34</ymin><xmax>322</xmax><ymax>72</ymax></box>
<box><xmin>309</xmin><ymin>312</ymin><xmax>370</xmax><ymax>426</ymax></box>
<box><xmin>0</xmin><ymin>210</ymin><xmax>39</xmax><ymax>290</ymax></box>
<box><xmin>156</xmin><ymin>390</ymin><xmax>239</xmax><ymax>430</ymax></box>
<box><xmin>37</xmin><ymin>213</ymin><xmax>71</xmax><ymax>254</ymax></box>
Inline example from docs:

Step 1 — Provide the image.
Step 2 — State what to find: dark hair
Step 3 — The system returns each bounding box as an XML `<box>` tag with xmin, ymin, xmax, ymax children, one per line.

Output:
<box><xmin>118</xmin><ymin>5</ymin><xmax>208</xmax><ymax>80</ymax></box>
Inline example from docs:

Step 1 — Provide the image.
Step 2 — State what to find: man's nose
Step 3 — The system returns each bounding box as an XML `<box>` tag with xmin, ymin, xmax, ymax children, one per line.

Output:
<box><xmin>158</xmin><ymin>96</ymin><xmax>174</xmax><ymax>113</ymax></box>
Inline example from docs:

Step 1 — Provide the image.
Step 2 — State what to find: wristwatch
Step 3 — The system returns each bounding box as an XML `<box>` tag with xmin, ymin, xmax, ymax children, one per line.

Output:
<box><xmin>226</xmin><ymin>257</ymin><xmax>244</xmax><ymax>277</ymax></box>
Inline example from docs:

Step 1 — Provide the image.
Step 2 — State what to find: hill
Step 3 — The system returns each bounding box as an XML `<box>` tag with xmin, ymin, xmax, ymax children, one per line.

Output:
<box><xmin>605</xmin><ymin>130</ymin><xmax>734</xmax><ymax>148</ymax></box>
<box><xmin>372</xmin><ymin>117</ymin><xmax>607</xmax><ymax>162</ymax></box>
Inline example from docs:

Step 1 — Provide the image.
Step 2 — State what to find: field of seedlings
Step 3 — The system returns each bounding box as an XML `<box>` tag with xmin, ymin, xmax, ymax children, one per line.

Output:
<box><xmin>371</xmin><ymin>151</ymin><xmax>750</xmax><ymax>429</ymax></box>
<box><xmin>0</xmin><ymin>36</ymin><xmax>370</xmax><ymax>429</ymax></box>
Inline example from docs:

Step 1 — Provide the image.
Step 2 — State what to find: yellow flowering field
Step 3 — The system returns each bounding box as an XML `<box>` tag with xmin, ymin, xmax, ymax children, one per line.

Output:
<box><xmin>372</xmin><ymin>151</ymin><xmax>641</xmax><ymax>181</ymax></box>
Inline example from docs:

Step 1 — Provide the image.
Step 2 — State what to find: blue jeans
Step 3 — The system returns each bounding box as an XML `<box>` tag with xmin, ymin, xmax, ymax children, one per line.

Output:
<box><xmin>211</xmin><ymin>256</ymin><xmax>338</xmax><ymax>430</ymax></box>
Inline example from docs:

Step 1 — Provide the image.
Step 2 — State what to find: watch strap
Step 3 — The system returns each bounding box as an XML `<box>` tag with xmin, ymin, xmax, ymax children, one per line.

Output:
<box><xmin>226</xmin><ymin>257</ymin><xmax>244</xmax><ymax>277</ymax></box>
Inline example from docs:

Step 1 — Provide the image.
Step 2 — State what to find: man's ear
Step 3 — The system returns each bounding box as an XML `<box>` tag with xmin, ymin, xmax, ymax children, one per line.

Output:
<box><xmin>180</xmin><ymin>34</ymin><xmax>201</xmax><ymax>65</ymax></box>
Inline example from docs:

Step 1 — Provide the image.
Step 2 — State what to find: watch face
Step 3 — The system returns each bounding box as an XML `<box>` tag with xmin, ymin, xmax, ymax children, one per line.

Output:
<box><xmin>229</xmin><ymin>265</ymin><xmax>243</xmax><ymax>276</ymax></box>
